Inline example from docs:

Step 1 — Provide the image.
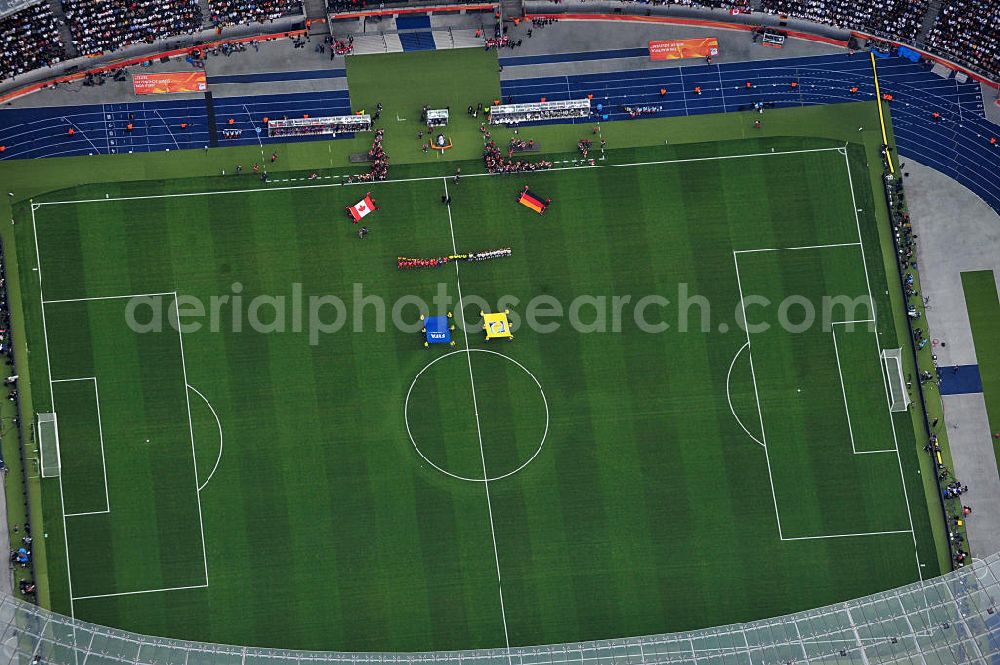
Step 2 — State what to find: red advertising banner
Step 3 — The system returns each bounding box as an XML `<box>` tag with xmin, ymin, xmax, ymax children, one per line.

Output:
<box><xmin>132</xmin><ymin>72</ymin><xmax>207</xmax><ymax>95</ymax></box>
<box><xmin>648</xmin><ymin>37</ymin><xmax>719</xmax><ymax>61</ymax></box>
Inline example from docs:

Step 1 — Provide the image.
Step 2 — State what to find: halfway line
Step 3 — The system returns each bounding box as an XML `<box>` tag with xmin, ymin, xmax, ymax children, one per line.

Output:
<box><xmin>443</xmin><ymin>177</ymin><xmax>513</xmax><ymax>664</ymax></box>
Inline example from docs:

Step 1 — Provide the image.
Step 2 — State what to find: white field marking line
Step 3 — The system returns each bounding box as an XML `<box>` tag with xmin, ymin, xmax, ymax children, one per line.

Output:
<box><xmin>403</xmin><ymin>349</ymin><xmax>549</xmax><ymax>483</ymax></box>
<box><xmin>31</xmin><ymin>191</ymin><xmax>210</xmax><ymax>601</ymax></box>
<box><xmin>43</xmin><ymin>292</ymin><xmax>175</xmax><ymax>304</ymax></box>
<box><xmin>716</xmin><ymin>65</ymin><xmax>727</xmax><ymax>112</ymax></box>
<box><xmin>153</xmin><ymin>111</ymin><xmax>181</xmax><ymax>151</ymax></box>
<box><xmin>842</xmin><ymin>149</ymin><xmax>876</xmax><ymax>316</ymax></box>
<box><xmin>732</xmin><ymin>252</ymin><xmax>783</xmax><ymax>540</ymax></box>
<box><xmin>734</xmin><ymin>245</ymin><xmax>912</xmax><ymax>542</ymax></box>
<box><xmin>73</xmin><ymin>583</ymin><xmax>208</xmax><ymax>601</ymax></box>
<box><xmin>62</xmin><ymin>116</ymin><xmax>102</xmax><ymax>155</ymax></box>
<box><xmin>187</xmin><ymin>384</ymin><xmax>224</xmax><ymax>492</ymax></box>
<box><xmin>31</xmin><ymin>201</ymin><xmax>77</xmax><ymax>619</ymax></box>
<box><xmin>613</xmin><ymin>146</ymin><xmax>843</xmax><ymax>168</ymax></box>
<box><xmin>51</xmin><ymin>377</ymin><xmax>111</xmax><ymax>514</ymax></box>
<box><xmin>733</xmin><ymin>241</ymin><xmax>860</xmax><ymax>254</ymax></box>
<box><xmin>838</xmin><ymin>320</ymin><xmax>896</xmax><ymax>442</ymax></box>
<box><xmin>443</xmin><ymin>177</ymin><xmax>513</xmax><ymax>665</ymax></box>
<box><xmin>678</xmin><ymin>66</ymin><xmax>690</xmax><ymax>116</ymax></box>
<box><xmin>173</xmin><ymin>294</ymin><xmax>210</xmax><ymax>586</ymax></box>
<box><xmin>243</xmin><ymin>103</ymin><xmax>266</xmax><ymax>160</ymax></box>
<box><xmin>102</xmin><ymin>103</ymin><xmax>111</xmax><ymax>153</ymax></box>
<box><xmin>35</xmin><ymin>163</ymin><xmax>597</xmax><ymax>207</ymax></box>
<box><xmin>842</xmin><ymin>149</ymin><xmax>922</xmax><ymax>579</ymax></box>
<box><xmin>831</xmin><ymin>326</ymin><xmax>861</xmax><ymax>455</ymax></box>
<box><xmin>725</xmin><ymin>342</ymin><xmax>764</xmax><ymax>448</ymax></box>
<box><xmin>781</xmin><ymin>529</ymin><xmax>914</xmax><ymax>542</ymax></box>
<box><xmin>35</xmin><ymin>147</ymin><xmax>836</xmax><ymax>208</ymax></box>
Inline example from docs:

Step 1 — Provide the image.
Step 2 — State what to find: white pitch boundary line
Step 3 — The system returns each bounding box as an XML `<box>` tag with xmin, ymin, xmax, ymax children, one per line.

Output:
<box><xmin>842</xmin><ymin>149</ymin><xmax>922</xmax><ymax>580</ymax></box>
<box><xmin>50</xmin><ymin>377</ymin><xmax>111</xmax><ymax>514</ymax></box>
<box><xmin>35</xmin><ymin>147</ymin><xmax>839</xmax><ymax>209</ymax></box>
<box><xmin>73</xmin><ymin>583</ymin><xmax>208</xmax><ymax>601</ymax></box>
<box><xmin>173</xmin><ymin>294</ymin><xmax>211</xmax><ymax>587</ymax></box>
<box><xmin>43</xmin><ymin>292</ymin><xmax>175</xmax><ymax>304</ymax></box>
<box><xmin>778</xmin><ymin>529</ymin><xmax>915</xmax><ymax>542</ymax></box>
<box><xmin>188</xmin><ymin>384</ymin><xmax>224</xmax><ymax>493</ymax></box>
<box><xmin>613</xmin><ymin>145</ymin><xmax>843</xmax><ymax>168</ymax></box>
<box><xmin>733</xmin><ymin>241</ymin><xmax>861</xmax><ymax>254</ymax></box>
<box><xmin>442</xmin><ymin>177</ymin><xmax>513</xmax><ymax>665</ymax></box>
<box><xmin>32</xmin><ymin>146</ymin><xmax>922</xmax><ymax>564</ymax></box>
<box><xmin>33</xmin><ymin>163</ymin><xmax>595</xmax><ymax>207</ymax></box>
<box><xmin>31</xmin><ymin>201</ymin><xmax>77</xmax><ymax>619</ymax></box>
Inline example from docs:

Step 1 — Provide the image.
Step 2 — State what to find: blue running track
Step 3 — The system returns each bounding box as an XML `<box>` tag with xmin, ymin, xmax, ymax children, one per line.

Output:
<box><xmin>0</xmin><ymin>88</ymin><xmax>352</xmax><ymax>159</ymax></box>
<box><xmin>500</xmin><ymin>53</ymin><xmax>1000</xmax><ymax>215</ymax></box>
<box><xmin>1</xmin><ymin>51</ymin><xmax>997</xmax><ymax>217</ymax></box>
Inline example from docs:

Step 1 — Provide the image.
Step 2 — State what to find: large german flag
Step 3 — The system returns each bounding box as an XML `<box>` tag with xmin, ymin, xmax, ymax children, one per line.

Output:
<box><xmin>519</xmin><ymin>189</ymin><xmax>547</xmax><ymax>214</ymax></box>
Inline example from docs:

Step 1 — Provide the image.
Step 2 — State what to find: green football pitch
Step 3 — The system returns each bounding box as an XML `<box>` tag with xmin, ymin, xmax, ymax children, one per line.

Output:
<box><xmin>14</xmin><ymin>136</ymin><xmax>939</xmax><ymax>651</ymax></box>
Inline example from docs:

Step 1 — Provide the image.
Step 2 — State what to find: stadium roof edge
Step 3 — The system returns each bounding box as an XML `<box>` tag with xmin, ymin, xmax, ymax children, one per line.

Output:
<box><xmin>6</xmin><ymin>550</ymin><xmax>1000</xmax><ymax>662</ymax></box>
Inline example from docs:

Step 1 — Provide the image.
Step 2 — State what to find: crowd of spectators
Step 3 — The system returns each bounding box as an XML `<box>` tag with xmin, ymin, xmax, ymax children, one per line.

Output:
<box><xmin>482</xmin><ymin>131</ymin><xmax>552</xmax><ymax>173</ymax></box>
<box><xmin>347</xmin><ymin>129</ymin><xmax>388</xmax><ymax>182</ymax></box>
<box><xmin>1</xmin><ymin>1</ymin><xmax>66</xmax><ymax>82</ymax></box>
<box><xmin>583</xmin><ymin>0</ymin><xmax>753</xmax><ymax>10</ymax></box>
<box><xmin>327</xmin><ymin>0</ymin><xmax>481</xmax><ymax>11</ymax></box>
<box><xmin>208</xmin><ymin>0</ymin><xmax>302</xmax><ymax>27</ymax></box>
<box><xmin>925</xmin><ymin>0</ymin><xmax>999</xmax><ymax>78</ymax></box>
<box><xmin>759</xmin><ymin>0</ymin><xmax>929</xmax><ymax>42</ymax></box>
<box><xmin>62</xmin><ymin>0</ymin><xmax>203</xmax><ymax>55</ymax></box>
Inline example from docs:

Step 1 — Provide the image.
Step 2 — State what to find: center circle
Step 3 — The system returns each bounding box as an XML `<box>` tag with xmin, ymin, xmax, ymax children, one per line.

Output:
<box><xmin>404</xmin><ymin>349</ymin><xmax>549</xmax><ymax>483</ymax></box>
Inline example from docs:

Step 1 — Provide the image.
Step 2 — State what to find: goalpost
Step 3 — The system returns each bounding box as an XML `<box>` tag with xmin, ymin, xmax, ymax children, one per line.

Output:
<box><xmin>37</xmin><ymin>413</ymin><xmax>61</xmax><ymax>478</ymax></box>
<box><xmin>881</xmin><ymin>348</ymin><xmax>911</xmax><ymax>413</ymax></box>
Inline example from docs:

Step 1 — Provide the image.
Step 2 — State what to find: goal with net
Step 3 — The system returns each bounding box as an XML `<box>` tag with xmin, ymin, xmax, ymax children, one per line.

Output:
<box><xmin>37</xmin><ymin>413</ymin><xmax>60</xmax><ymax>478</ymax></box>
<box><xmin>881</xmin><ymin>348</ymin><xmax>911</xmax><ymax>413</ymax></box>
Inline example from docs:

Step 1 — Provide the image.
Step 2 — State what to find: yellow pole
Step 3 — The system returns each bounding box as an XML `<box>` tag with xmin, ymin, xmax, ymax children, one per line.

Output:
<box><xmin>870</xmin><ymin>52</ymin><xmax>895</xmax><ymax>174</ymax></box>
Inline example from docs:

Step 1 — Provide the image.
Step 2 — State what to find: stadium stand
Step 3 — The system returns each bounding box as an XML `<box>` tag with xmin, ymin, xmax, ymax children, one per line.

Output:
<box><xmin>556</xmin><ymin>0</ymin><xmax>752</xmax><ymax>9</ymax></box>
<box><xmin>924</xmin><ymin>0</ymin><xmax>999</xmax><ymax>79</ymax></box>
<box><xmin>0</xmin><ymin>1</ymin><xmax>66</xmax><ymax>83</ymax></box>
<box><xmin>209</xmin><ymin>0</ymin><xmax>303</xmax><ymax>27</ymax></box>
<box><xmin>326</xmin><ymin>0</ymin><xmax>487</xmax><ymax>12</ymax></box>
<box><xmin>759</xmin><ymin>0</ymin><xmax>929</xmax><ymax>42</ymax></box>
<box><xmin>61</xmin><ymin>0</ymin><xmax>204</xmax><ymax>56</ymax></box>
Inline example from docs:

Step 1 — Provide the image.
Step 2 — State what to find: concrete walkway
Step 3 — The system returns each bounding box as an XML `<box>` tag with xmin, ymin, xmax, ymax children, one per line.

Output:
<box><xmin>908</xmin><ymin>158</ymin><xmax>1000</xmax><ymax>557</ymax></box>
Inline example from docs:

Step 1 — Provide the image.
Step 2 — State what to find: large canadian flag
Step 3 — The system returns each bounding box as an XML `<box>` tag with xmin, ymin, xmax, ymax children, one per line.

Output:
<box><xmin>348</xmin><ymin>193</ymin><xmax>376</xmax><ymax>222</ymax></box>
